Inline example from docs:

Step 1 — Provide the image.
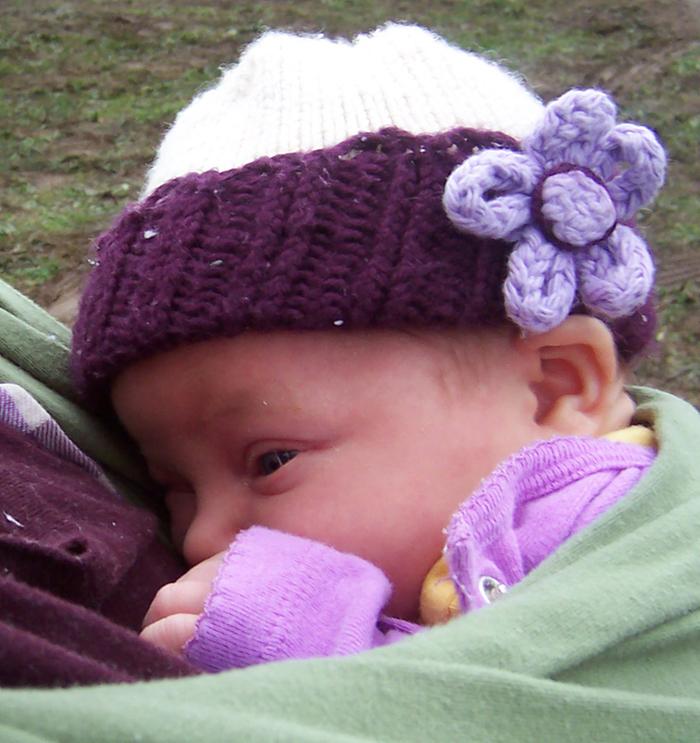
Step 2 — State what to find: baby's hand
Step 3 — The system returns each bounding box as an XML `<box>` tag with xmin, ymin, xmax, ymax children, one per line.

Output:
<box><xmin>141</xmin><ymin>550</ymin><xmax>226</xmax><ymax>655</ymax></box>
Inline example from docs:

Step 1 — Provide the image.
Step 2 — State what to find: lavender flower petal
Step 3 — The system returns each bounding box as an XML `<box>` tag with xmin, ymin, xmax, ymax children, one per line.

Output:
<box><xmin>443</xmin><ymin>150</ymin><xmax>539</xmax><ymax>241</ymax></box>
<box><xmin>504</xmin><ymin>227</ymin><xmax>576</xmax><ymax>333</ymax></box>
<box><xmin>525</xmin><ymin>89</ymin><xmax>616</xmax><ymax>170</ymax></box>
<box><xmin>578</xmin><ymin>225</ymin><xmax>655</xmax><ymax>319</ymax></box>
<box><xmin>602</xmin><ymin>123</ymin><xmax>667</xmax><ymax>221</ymax></box>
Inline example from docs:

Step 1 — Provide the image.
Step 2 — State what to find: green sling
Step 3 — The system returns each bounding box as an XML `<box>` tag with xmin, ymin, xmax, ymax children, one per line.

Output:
<box><xmin>1</xmin><ymin>277</ymin><xmax>699</xmax><ymax>743</ymax></box>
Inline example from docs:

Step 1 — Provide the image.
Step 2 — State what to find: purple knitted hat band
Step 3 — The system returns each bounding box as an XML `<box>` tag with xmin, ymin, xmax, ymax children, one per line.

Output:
<box><xmin>72</xmin><ymin>127</ymin><xmax>518</xmax><ymax>405</ymax></box>
<box><xmin>71</xmin><ymin>91</ymin><xmax>664</xmax><ymax>407</ymax></box>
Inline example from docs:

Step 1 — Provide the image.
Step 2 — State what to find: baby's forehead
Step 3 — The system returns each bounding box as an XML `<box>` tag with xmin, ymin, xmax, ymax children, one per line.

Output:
<box><xmin>228</xmin><ymin>327</ymin><xmax>517</xmax><ymax>407</ymax></box>
<box><xmin>112</xmin><ymin>326</ymin><xmax>514</xmax><ymax>420</ymax></box>
<box><xmin>111</xmin><ymin>325</ymin><xmax>526</xmax><ymax>478</ymax></box>
<box><xmin>214</xmin><ymin>327</ymin><xmax>512</xmax><ymax>373</ymax></box>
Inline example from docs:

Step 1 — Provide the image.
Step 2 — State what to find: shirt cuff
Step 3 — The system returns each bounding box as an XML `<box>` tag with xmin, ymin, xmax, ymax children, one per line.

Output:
<box><xmin>185</xmin><ymin>526</ymin><xmax>394</xmax><ymax>671</ymax></box>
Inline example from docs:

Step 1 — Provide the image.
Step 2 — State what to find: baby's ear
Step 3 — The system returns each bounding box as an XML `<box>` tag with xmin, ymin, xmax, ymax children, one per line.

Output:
<box><xmin>517</xmin><ymin>316</ymin><xmax>634</xmax><ymax>437</ymax></box>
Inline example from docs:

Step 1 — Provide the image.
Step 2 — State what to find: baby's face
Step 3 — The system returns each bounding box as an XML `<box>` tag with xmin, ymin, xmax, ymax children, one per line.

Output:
<box><xmin>112</xmin><ymin>329</ymin><xmax>542</xmax><ymax>620</ymax></box>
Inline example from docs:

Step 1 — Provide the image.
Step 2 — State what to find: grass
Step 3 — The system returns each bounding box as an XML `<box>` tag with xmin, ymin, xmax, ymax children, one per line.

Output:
<box><xmin>1</xmin><ymin>0</ymin><xmax>698</xmax><ymax>403</ymax></box>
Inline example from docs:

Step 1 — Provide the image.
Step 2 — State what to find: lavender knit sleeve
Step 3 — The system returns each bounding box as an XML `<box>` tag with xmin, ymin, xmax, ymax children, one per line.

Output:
<box><xmin>184</xmin><ymin>526</ymin><xmax>416</xmax><ymax>672</ymax></box>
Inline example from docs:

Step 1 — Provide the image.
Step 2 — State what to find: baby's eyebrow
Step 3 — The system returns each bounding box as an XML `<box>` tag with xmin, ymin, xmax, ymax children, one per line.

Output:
<box><xmin>199</xmin><ymin>392</ymin><xmax>300</xmax><ymax>429</ymax></box>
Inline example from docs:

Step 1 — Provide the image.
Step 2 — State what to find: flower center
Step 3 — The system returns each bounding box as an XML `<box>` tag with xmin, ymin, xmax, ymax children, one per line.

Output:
<box><xmin>534</xmin><ymin>165</ymin><xmax>617</xmax><ymax>250</ymax></box>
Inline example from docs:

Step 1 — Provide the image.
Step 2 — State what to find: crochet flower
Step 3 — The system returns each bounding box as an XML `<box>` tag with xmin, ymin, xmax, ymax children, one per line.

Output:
<box><xmin>443</xmin><ymin>89</ymin><xmax>666</xmax><ymax>333</ymax></box>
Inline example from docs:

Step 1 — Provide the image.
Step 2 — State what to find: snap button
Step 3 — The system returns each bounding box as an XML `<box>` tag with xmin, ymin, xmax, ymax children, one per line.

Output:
<box><xmin>478</xmin><ymin>576</ymin><xmax>507</xmax><ymax>604</ymax></box>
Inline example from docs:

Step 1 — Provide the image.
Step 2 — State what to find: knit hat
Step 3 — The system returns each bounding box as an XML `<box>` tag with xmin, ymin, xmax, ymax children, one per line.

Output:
<box><xmin>71</xmin><ymin>24</ymin><xmax>665</xmax><ymax>408</ymax></box>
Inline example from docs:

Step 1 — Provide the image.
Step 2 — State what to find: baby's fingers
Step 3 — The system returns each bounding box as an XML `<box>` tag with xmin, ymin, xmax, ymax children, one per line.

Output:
<box><xmin>143</xmin><ymin>580</ymin><xmax>211</xmax><ymax>628</ymax></box>
<box><xmin>140</xmin><ymin>613</ymin><xmax>199</xmax><ymax>655</ymax></box>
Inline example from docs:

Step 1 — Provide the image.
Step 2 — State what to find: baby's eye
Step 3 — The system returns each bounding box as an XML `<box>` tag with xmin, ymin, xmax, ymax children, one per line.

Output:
<box><xmin>257</xmin><ymin>449</ymin><xmax>299</xmax><ymax>476</ymax></box>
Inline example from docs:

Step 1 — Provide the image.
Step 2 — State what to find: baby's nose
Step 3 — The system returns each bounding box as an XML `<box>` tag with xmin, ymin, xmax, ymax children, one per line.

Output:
<box><xmin>181</xmin><ymin>499</ymin><xmax>251</xmax><ymax>567</ymax></box>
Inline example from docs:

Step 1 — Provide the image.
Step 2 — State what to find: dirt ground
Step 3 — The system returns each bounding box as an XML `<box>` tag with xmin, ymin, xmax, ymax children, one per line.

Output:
<box><xmin>2</xmin><ymin>0</ymin><xmax>699</xmax><ymax>403</ymax></box>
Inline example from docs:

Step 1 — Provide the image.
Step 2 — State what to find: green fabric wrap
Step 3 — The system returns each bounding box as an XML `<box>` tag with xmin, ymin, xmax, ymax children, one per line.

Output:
<box><xmin>1</xmin><ymin>276</ymin><xmax>700</xmax><ymax>741</ymax></box>
<box><xmin>0</xmin><ymin>279</ymin><xmax>151</xmax><ymax>504</ymax></box>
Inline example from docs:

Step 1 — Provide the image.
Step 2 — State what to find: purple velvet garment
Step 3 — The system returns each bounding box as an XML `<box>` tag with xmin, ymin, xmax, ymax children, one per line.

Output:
<box><xmin>186</xmin><ymin>435</ymin><xmax>655</xmax><ymax>672</ymax></box>
<box><xmin>0</xmin><ymin>386</ymin><xmax>198</xmax><ymax>687</ymax></box>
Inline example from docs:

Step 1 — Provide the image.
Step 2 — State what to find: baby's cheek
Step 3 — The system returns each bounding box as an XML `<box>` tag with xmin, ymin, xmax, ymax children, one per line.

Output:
<box><xmin>165</xmin><ymin>490</ymin><xmax>196</xmax><ymax>552</ymax></box>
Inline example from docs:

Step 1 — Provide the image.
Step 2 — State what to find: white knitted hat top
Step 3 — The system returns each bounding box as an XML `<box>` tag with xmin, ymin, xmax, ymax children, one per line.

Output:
<box><xmin>143</xmin><ymin>24</ymin><xmax>543</xmax><ymax>195</ymax></box>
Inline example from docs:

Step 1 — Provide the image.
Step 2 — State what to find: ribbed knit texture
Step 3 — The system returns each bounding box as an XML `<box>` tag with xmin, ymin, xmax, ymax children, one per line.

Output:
<box><xmin>72</xmin><ymin>127</ymin><xmax>517</xmax><ymax>407</ymax></box>
<box><xmin>70</xmin><ymin>26</ymin><xmax>659</xmax><ymax>406</ymax></box>
<box><xmin>185</xmin><ymin>527</ymin><xmax>394</xmax><ymax>672</ymax></box>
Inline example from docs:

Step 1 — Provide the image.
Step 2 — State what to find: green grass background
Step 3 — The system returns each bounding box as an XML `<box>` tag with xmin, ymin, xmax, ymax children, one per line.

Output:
<box><xmin>1</xmin><ymin>0</ymin><xmax>698</xmax><ymax>402</ymax></box>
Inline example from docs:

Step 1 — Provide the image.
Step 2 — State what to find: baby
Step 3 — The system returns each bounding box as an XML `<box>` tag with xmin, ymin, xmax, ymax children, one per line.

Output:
<box><xmin>71</xmin><ymin>25</ymin><xmax>665</xmax><ymax>672</ymax></box>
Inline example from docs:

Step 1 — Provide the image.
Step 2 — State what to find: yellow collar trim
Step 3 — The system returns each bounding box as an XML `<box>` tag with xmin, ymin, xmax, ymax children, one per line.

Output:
<box><xmin>602</xmin><ymin>424</ymin><xmax>656</xmax><ymax>448</ymax></box>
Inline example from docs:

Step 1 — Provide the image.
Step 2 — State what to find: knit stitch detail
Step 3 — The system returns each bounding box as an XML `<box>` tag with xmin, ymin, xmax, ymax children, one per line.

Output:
<box><xmin>72</xmin><ymin>123</ymin><xmax>656</xmax><ymax>407</ymax></box>
<box><xmin>443</xmin><ymin>89</ymin><xmax>665</xmax><ymax>334</ymax></box>
<box><xmin>142</xmin><ymin>25</ymin><xmax>545</xmax><ymax>195</ymax></box>
<box><xmin>71</xmin><ymin>127</ymin><xmax>516</xmax><ymax>407</ymax></box>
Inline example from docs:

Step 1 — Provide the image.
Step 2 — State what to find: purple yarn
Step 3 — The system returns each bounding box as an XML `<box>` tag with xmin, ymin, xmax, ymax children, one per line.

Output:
<box><xmin>71</xmin><ymin>127</ymin><xmax>520</xmax><ymax>407</ymax></box>
<box><xmin>442</xmin><ymin>150</ymin><xmax>536</xmax><ymax>240</ymax></box>
<box><xmin>526</xmin><ymin>89</ymin><xmax>617</xmax><ymax>171</ymax></box>
<box><xmin>443</xmin><ymin>88</ymin><xmax>666</xmax><ymax>334</ymax></box>
<box><xmin>71</xmin><ymin>99</ymin><xmax>662</xmax><ymax>408</ymax></box>
<box><xmin>603</xmin><ymin>123</ymin><xmax>668</xmax><ymax>220</ymax></box>
<box><xmin>529</xmin><ymin>163</ymin><xmax>619</xmax><ymax>253</ymax></box>
<box><xmin>541</xmin><ymin>169</ymin><xmax>616</xmax><ymax>246</ymax></box>
<box><xmin>503</xmin><ymin>227</ymin><xmax>576</xmax><ymax>333</ymax></box>
<box><xmin>579</xmin><ymin>225</ymin><xmax>656</xmax><ymax>319</ymax></box>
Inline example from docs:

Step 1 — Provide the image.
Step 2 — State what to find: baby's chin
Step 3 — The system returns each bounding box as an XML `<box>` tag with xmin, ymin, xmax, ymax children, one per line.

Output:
<box><xmin>383</xmin><ymin>572</ymin><xmax>425</xmax><ymax>623</ymax></box>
